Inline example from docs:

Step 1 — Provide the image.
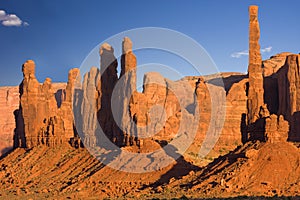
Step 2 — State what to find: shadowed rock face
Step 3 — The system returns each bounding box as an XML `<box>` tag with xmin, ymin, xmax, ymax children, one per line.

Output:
<box><xmin>98</xmin><ymin>43</ymin><xmax>119</xmax><ymax>144</ymax></box>
<box><xmin>263</xmin><ymin>52</ymin><xmax>293</xmax><ymax>77</ymax></box>
<box><xmin>277</xmin><ymin>54</ymin><xmax>300</xmax><ymax>141</ymax></box>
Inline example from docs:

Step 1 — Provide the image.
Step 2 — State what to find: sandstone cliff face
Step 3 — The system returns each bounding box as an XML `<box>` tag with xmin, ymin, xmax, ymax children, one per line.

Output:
<box><xmin>223</xmin><ymin>78</ymin><xmax>248</xmax><ymax>144</ymax></box>
<box><xmin>0</xmin><ymin>83</ymin><xmax>67</xmax><ymax>155</ymax></box>
<box><xmin>194</xmin><ymin>77</ymin><xmax>211</xmax><ymax>142</ymax></box>
<box><xmin>129</xmin><ymin>72</ymin><xmax>193</xmax><ymax>143</ymax></box>
<box><xmin>277</xmin><ymin>54</ymin><xmax>300</xmax><ymax>141</ymax></box>
<box><xmin>263</xmin><ymin>52</ymin><xmax>292</xmax><ymax>77</ymax></box>
<box><xmin>0</xmin><ymin>86</ymin><xmax>19</xmax><ymax>155</ymax></box>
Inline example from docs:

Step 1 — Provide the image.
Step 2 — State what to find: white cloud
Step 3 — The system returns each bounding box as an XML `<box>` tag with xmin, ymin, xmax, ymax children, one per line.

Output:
<box><xmin>231</xmin><ymin>50</ymin><xmax>249</xmax><ymax>58</ymax></box>
<box><xmin>0</xmin><ymin>9</ymin><xmax>29</xmax><ymax>27</ymax></box>
<box><xmin>261</xmin><ymin>46</ymin><xmax>272</xmax><ymax>53</ymax></box>
<box><xmin>231</xmin><ymin>46</ymin><xmax>272</xmax><ymax>58</ymax></box>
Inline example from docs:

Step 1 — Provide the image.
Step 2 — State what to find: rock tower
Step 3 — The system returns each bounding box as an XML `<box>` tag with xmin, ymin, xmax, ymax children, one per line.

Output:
<box><xmin>247</xmin><ymin>5</ymin><xmax>264</xmax><ymax>124</ymax></box>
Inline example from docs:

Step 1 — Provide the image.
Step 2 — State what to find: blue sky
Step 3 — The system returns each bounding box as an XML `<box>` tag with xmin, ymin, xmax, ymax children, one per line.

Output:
<box><xmin>0</xmin><ymin>0</ymin><xmax>299</xmax><ymax>86</ymax></box>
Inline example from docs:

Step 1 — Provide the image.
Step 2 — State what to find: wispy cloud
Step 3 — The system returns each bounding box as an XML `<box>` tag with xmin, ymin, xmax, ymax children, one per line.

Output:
<box><xmin>261</xmin><ymin>46</ymin><xmax>272</xmax><ymax>53</ymax></box>
<box><xmin>231</xmin><ymin>46</ymin><xmax>272</xmax><ymax>58</ymax></box>
<box><xmin>231</xmin><ymin>50</ymin><xmax>249</xmax><ymax>58</ymax></box>
<box><xmin>0</xmin><ymin>10</ymin><xmax>29</xmax><ymax>27</ymax></box>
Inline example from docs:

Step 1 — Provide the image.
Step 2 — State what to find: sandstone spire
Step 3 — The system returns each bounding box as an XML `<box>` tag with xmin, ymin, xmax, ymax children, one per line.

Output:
<box><xmin>19</xmin><ymin>60</ymin><xmax>41</xmax><ymax>148</ymax></box>
<box><xmin>15</xmin><ymin>60</ymin><xmax>80</xmax><ymax>148</ymax></box>
<box><xmin>98</xmin><ymin>43</ymin><xmax>119</xmax><ymax>143</ymax></box>
<box><xmin>247</xmin><ymin>5</ymin><xmax>264</xmax><ymax>124</ymax></box>
<box><xmin>119</xmin><ymin>37</ymin><xmax>137</xmax><ymax>146</ymax></box>
<box><xmin>81</xmin><ymin>67</ymin><xmax>100</xmax><ymax>147</ymax></box>
<box><xmin>57</xmin><ymin>68</ymin><xmax>80</xmax><ymax>140</ymax></box>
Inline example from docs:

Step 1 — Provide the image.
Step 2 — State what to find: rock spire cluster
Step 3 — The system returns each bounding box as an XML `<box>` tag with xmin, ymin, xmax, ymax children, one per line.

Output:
<box><xmin>10</xmin><ymin>5</ymin><xmax>300</xmax><ymax>156</ymax></box>
<box><xmin>14</xmin><ymin>60</ymin><xmax>81</xmax><ymax>148</ymax></box>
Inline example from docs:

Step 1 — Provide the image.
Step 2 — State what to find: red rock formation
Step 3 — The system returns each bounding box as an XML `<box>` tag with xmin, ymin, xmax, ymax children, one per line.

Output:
<box><xmin>247</xmin><ymin>5</ymin><xmax>264</xmax><ymax>124</ymax></box>
<box><xmin>129</xmin><ymin>71</ymin><xmax>197</xmax><ymax>144</ymax></box>
<box><xmin>265</xmin><ymin>114</ymin><xmax>289</xmax><ymax>143</ymax></box>
<box><xmin>18</xmin><ymin>60</ymin><xmax>42</xmax><ymax>148</ymax></box>
<box><xmin>7</xmin><ymin>6</ymin><xmax>297</xmax><ymax>162</ymax></box>
<box><xmin>14</xmin><ymin>60</ymin><xmax>80</xmax><ymax>148</ymax></box>
<box><xmin>242</xmin><ymin>6</ymin><xmax>294</xmax><ymax>144</ymax></box>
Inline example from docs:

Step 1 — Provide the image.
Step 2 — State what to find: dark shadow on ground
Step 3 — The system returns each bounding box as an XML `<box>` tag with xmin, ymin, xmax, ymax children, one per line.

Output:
<box><xmin>179</xmin><ymin>143</ymin><xmax>252</xmax><ymax>189</ymax></box>
<box><xmin>0</xmin><ymin>147</ymin><xmax>15</xmax><ymax>160</ymax></box>
<box><xmin>144</xmin><ymin>142</ymin><xmax>200</xmax><ymax>190</ymax></box>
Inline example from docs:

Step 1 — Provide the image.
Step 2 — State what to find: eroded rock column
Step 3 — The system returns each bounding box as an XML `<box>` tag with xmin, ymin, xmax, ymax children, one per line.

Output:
<box><xmin>19</xmin><ymin>60</ymin><xmax>41</xmax><ymax>148</ymax></box>
<box><xmin>98</xmin><ymin>43</ymin><xmax>119</xmax><ymax>143</ymax></box>
<box><xmin>81</xmin><ymin>67</ymin><xmax>100</xmax><ymax>147</ymax></box>
<box><xmin>247</xmin><ymin>5</ymin><xmax>264</xmax><ymax>124</ymax></box>
<box><xmin>119</xmin><ymin>37</ymin><xmax>137</xmax><ymax>146</ymax></box>
<box><xmin>57</xmin><ymin>68</ymin><xmax>80</xmax><ymax>143</ymax></box>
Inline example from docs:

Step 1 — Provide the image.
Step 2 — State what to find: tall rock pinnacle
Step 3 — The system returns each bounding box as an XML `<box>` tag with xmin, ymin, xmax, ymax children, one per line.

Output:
<box><xmin>247</xmin><ymin>5</ymin><xmax>264</xmax><ymax>124</ymax></box>
<box><xmin>115</xmin><ymin>37</ymin><xmax>138</xmax><ymax>146</ymax></box>
<box><xmin>98</xmin><ymin>43</ymin><xmax>119</xmax><ymax>143</ymax></box>
<box><xmin>19</xmin><ymin>60</ymin><xmax>41</xmax><ymax>148</ymax></box>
